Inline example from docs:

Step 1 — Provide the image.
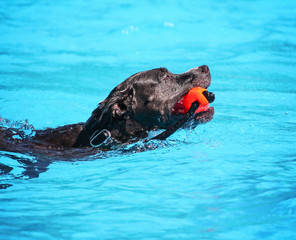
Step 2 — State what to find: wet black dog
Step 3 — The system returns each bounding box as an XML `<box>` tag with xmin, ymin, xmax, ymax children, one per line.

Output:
<box><xmin>0</xmin><ymin>65</ymin><xmax>214</xmax><ymax>155</ymax></box>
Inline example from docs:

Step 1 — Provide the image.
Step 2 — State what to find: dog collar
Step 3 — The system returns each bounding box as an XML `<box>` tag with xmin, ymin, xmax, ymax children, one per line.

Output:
<box><xmin>89</xmin><ymin>129</ymin><xmax>111</xmax><ymax>147</ymax></box>
<box><xmin>84</xmin><ymin>115</ymin><xmax>121</xmax><ymax>148</ymax></box>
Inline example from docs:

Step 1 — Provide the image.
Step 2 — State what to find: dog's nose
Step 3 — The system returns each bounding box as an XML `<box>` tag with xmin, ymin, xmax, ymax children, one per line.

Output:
<box><xmin>199</xmin><ymin>65</ymin><xmax>209</xmax><ymax>74</ymax></box>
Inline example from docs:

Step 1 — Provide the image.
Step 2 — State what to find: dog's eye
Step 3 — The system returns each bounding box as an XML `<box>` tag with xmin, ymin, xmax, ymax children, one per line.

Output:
<box><xmin>163</xmin><ymin>75</ymin><xmax>170</xmax><ymax>82</ymax></box>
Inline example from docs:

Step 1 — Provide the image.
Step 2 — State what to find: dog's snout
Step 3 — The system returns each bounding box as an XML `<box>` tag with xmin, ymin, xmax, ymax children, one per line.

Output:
<box><xmin>199</xmin><ymin>65</ymin><xmax>209</xmax><ymax>74</ymax></box>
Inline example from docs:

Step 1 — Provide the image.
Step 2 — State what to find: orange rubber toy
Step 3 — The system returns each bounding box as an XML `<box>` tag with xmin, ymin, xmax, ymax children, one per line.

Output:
<box><xmin>177</xmin><ymin>87</ymin><xmax>209</xmax><ymax>113</ymax></box>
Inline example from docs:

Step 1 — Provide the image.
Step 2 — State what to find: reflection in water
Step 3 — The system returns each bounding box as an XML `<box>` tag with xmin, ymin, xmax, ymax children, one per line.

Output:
<box><xmin>0</xmin><ymin>152</ymin><xmax>50</xmax><ymax>186</ymax></box>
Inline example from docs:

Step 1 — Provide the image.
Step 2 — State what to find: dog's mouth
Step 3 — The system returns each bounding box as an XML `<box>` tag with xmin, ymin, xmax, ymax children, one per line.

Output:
<box><xmin>172</xmin><ymin>103</ymin><xmax>212</xmax><ymax>115</ymax></box>
<box><xmin>171</xmin><ymin>87</ymin><xmax>215</xmax><ymax>121</ymax></box>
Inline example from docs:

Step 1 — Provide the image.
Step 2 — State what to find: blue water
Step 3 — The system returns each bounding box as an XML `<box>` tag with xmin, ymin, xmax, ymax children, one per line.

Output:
<box><xmin>1</xmin><ymin>0</ymin><xmax>296</xmax><ymax>239</ymax></box>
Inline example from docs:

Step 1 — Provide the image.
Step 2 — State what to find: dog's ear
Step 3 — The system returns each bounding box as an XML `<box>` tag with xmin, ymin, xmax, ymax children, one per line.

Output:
<box><xmin>92</xmin><ymin>78</ymin><xmax>135</xmax><ymax>128</ymax></box>
<box><xmin>109</xmin><ymin>87</ymin><xmax>134</xmax><ymax>118</ymax></box>
<box><xmin>111</xmin><ymin>103</ymin><xmax>126</xmax><ymax>118</ymax></box>
<box><xmin>92</xmin><ymin>103</ymin><xmax>112</xmax><ymax>129</ymax></box>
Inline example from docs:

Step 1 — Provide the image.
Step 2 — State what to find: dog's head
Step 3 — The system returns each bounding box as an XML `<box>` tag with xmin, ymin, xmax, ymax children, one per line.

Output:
<box><xmin>92</xmin><ymin>65</ymin><xmax>214</xmax><ymax>142</ymax></box>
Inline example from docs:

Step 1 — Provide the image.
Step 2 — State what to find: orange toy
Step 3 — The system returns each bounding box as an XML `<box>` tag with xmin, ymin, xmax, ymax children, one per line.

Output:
<box><xmin>173</xmin><ymin>87</ymin><xmax>209</xmax><ymax>114</ymax></box>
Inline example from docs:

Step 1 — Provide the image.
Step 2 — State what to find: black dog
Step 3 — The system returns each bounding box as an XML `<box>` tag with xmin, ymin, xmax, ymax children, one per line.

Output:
<box><xmin>0</xmin><ymin>65</ymin><xmax>214</xmax><ymax>155</ymax></box>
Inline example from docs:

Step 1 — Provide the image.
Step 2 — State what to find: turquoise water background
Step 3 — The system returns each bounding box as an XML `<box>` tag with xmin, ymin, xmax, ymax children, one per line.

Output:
<box><xmin>1</xmin><ymin>0</ymin><xmax>296</xmax><ymax>239</ymax></box>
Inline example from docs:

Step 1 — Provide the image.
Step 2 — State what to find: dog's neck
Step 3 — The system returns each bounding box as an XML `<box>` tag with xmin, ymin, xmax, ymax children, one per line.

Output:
<box><xmin>72</xmin><ymin>101</ymin><xmax>201</xmax><ymax>149</ymax></box>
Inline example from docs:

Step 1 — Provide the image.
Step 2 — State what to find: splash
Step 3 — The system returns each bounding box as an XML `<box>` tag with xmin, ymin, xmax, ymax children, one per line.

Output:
<box><xmin>0</xmin><ymin>116</ymin><xmax>35</xmax><ymax>139</ymax></box>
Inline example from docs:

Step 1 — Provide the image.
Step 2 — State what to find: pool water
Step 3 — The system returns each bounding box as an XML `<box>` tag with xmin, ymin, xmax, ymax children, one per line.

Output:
<box><xmin>1</xmin><ymin>0</ymin><xmax>296</xmax><ymax>239</ymax></box>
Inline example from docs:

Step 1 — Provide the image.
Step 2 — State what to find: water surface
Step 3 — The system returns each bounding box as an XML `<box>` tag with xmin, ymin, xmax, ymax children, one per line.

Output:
<box><xmin>1</xmin><ymin>0</ymin><xmax>296</xmax><ymax>239</ymax></box>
